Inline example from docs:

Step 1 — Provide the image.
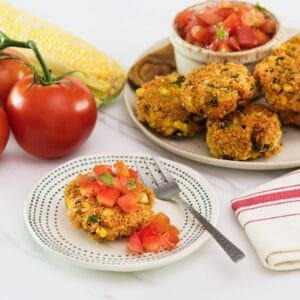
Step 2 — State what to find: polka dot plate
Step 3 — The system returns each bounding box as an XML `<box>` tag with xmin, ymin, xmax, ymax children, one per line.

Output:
<box><xmin>24</xmin><ymin>154</ymin><xmax>219</xmax><ymax>272</ymax></box>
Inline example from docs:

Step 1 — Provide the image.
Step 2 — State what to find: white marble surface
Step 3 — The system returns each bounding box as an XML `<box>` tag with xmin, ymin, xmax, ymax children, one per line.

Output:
<box><xmin>1</xmin><ymin>0</ymin><xmax>300</xmax><ymax>299</ymax></box>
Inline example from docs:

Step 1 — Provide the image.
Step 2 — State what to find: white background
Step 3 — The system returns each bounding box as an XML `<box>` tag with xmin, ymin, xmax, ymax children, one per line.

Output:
<box><xmin>1</xmin><ymin>1</ymin><xmax>300</xmax><ymax>299</ymax></box>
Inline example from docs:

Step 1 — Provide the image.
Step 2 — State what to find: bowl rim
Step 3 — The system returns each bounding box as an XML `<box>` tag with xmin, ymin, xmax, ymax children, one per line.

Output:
<box><xmin>171</xmin><ymin>0</ymin><xmax>283</xmax><ymax>58</ymax></box>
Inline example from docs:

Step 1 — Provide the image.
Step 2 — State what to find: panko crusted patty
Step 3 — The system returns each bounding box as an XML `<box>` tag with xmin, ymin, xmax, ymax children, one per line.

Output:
<box><xmin>206</xmin><ymin>104</ymin><xmax>282</xmax><ymax>161</ymax></box>
<box><xmin>65</xmin><ymin>175</ymin><xmax>155</xmax><ymax>241</ymax></box>
<box><xmin>135</xmin><ymin>72</ymin><xmax>205</xmax><ymax>137</ymax></box>
<box><xmin>254</xmin><ymin>34</ymin><xmax>300</xmax><ymax>113</ymax></box>
<box><xmin>181</xmin><ymin>63</ymin><xmax>256</xmax><ymax>119</ymax></box>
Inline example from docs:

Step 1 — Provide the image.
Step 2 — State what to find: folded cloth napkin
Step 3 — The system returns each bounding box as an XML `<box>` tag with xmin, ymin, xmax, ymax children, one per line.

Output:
<box><xmin>231</xmin><ymin>169</ymin><xmax>300</xmax><ymax>271</ymax></box>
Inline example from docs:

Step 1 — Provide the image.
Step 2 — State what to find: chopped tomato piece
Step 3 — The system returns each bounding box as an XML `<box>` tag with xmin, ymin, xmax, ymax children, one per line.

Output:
<box><xmin>96</xmin><ymin>187</ymin><xmax>120</xmax><ymax>207</ymax></box>
<box><xmin>161</xmin><ymin>230</ymin><xmax>180</xmax><ymax>251</ymax></box>
<box><xmin>168</xmin><ymin>225</ymin><xmax>180</xmax><ymax>235</ymax></box>
<box><xmin>150</xmin><ymin>212</ymin><xmax>170</xmax><ymax>234</ymax></box>
<box><xmin>128</xmin><ymin>168</ymin><xmax>138</xmax><ymax>179</ymax></box>
<box><xmin>260</xmin><ymin>19</ymin><xmax>276</xmax><ymax>34</ymax></box>
<box><xmin>183</xmin><ymin>20</ymin><xmax>198</xmax><ymax>37</ymax></box>
<box><xmin>138</xmin><ymin>224</ymin><xmax>157</xmax><ymax>241</ymax></box>
<box><xmin>210</xmin><ymin>39</ymin><xmax>223</xmax><ymax>51</ymax></box>
<box><xmin>197</xmin><ymin>7</ymin><xmax>223</xmax><ymax>25</ymax></box>
<box><xmin>117</xmin><ymin>192</ymin><xmax>138</xmax><ymax>212</ymax></box>
<box><xmin>223</xmin><ymin>13</ymin><xmax>240</xmax><ymax>34</ymax></box>
<box><xmin>218</xmin><ymin>42</ymin><xmax>232</xmax><ymax>52</ymax></box>
<box><xmin>236</xmin><ymin>26</ymin><xmax>258</xmax><ymax>49</ymax></box>
<box><xmin>191</xmin><ymin>26</ymin><xmax>209</xmax><ymax>44</ymax></box>
<box><xmin>217</xmin><ymin>7</ymin><xmax>234</xmax><ymax>20</ymax></box>
<box><xmin>254</xmin><ymin>29</ymin><xmax>270</xmax><ymax>46</ymax></box>
<box><xmin>240</xmin><ymin>7</ymin><xmax>265</xmax><ymax>28</ymax></box>
<box><xmin>185</xmin><ymin>32</ymin><xmax>196</xmax><ymax>44</ymax></box>
<box><xmin>114</xmin><ymin>161</ymin><xmax>130</xmax><ymax>177</ymax></box>
<box><xmin>79</xmin><ymin>175</ymin><xmax>101</xmax><ymax>197</ymax></box>
<box><xmin>93</xmin><ymin>164</ymin><xmax>113</xmax><ymax>177</ymax></box>
<box><xmin>142</xmin><ymin>234</ymin><xmax>161</xmax><ymax>253</ymax></box>
<box><xmin>127</xmin><ymin>232</ymin><xmax>143</xmax><ymax>253</ymax></box>
<box><xmin>175</xmin><ymin>10</ymin><xmax>194</xmax><ymax>30</ymax></box>
<box><xmin>228</xmin><ymin>36</ymin><xmax>241</xmax><ymax>51</ymax></box>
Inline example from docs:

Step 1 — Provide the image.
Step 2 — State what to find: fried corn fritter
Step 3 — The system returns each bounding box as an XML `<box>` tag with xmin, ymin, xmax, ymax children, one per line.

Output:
<box><xmin>135</xmin><ymin>72</ymin><xmax>204</xmax><ymax>137</ymax></box>
<box><xmin>206</xmin><ymin>104</ymin><xmax>282</xmax><ymax>161</ymax></box>
<box><xmin>254</xmin><ymin>34</ymin><xmax>300</xmax><ymax>113</ymax></box>
<box><xmin>181</xmin><ymin>63</ymin><xmax>256</xmax><ymax>119</ymax></box>
<box><xmin>65</xmin><ymin>176</ymin><xmax>155</xmax><ymax>241</ymax></box>
<box><xmin>277</xmin><ymin>111</ymin><xmax>300</xmax><ymax>127</ymax></box>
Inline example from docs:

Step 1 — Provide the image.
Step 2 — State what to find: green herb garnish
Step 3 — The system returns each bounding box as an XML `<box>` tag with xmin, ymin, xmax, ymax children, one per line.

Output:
<box><xmin>216</xmin><ymin>26</ymin><xmax>226</xmax><ymax>40</ymax></box>
<box><xmin>255</xmin><ymin>2</ymin><xmax>265</xmax><ymax>11</ymax></box>
<box><xmin>127</xmin><ymin>179</ymin><xmax>137</xmax><ymax>190</ymax></box>
<box><xmin>173</xmin><ymin>75</ymin><xmax>185</xmax><ymax>87</ymax></box>
<box><xmin>101</xmin><ymin>173</ymin><xmax>113</xmax><ymax>186</ymax></box>
<box><xmin>87</xmin><ymin>215</ymin><xmax>99</xmax><ymax>225</ymax></box>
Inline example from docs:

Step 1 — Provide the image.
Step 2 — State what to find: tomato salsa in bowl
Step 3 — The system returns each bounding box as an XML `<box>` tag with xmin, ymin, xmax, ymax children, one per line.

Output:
<box><xmin>170</xmin><ymin>1</ymin><xmax>282</xmax><ymax>74</ymax></box>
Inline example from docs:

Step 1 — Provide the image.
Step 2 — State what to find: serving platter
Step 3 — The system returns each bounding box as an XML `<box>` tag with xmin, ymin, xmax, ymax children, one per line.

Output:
<box><xmin>24</xmin><ymin>153</ymin><xmax>219</xmax><ymax>272</ymax></box>
<box><xmin>124</xmin><ymin>27</ymin><xmax>300</xmax><ymax>170</ymax></box>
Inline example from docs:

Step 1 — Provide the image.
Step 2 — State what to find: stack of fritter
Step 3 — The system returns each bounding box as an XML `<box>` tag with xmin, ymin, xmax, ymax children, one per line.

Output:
<box><xmin>135</xmin><ymin>35</ymin><xmax>300</xmax><ymax>161</ymax></box>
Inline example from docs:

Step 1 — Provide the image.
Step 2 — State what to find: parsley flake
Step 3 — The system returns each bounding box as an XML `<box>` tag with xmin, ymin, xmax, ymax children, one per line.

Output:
<box><xmin>101</xmin><ymin>173</ymin><xmax>113</xmax><ymax>186</ymax></box>
<box><xmin>216</xmin><ymin>27</ymin><xmax>226</xmax><ymax>40</ymax></box>
<box><xmin>87</xmin><ymin>215</ymin><xmax>99</xmax><ymax>225</ymax></box>
<box><xmin>255</xmin><ymin>2</ymin><xmax>265</xmax><ymax>11</ymax></box>
<box><xmin>128</xmin><ymin>179</ymin><xmax>137</xmax><ymax>190</ymax></box>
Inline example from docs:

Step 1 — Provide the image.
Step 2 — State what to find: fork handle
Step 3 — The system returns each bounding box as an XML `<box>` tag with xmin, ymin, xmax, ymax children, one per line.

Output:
<box><xmin>177</xmin><ymin>198</ymin><xmax>245</xmax><ymax>263</ymax></box>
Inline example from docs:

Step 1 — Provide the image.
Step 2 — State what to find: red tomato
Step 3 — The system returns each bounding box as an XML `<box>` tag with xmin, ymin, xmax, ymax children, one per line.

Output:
<box><xmin>0</xmin><ymin>106</ymin><xmax>10</xmax><ymax>154</ymax></box>
<box><xmin>79</xmin><ymin>175</ymin><xmax>101</xmax><ymax>197</ymax></box>
<box><xmin>218</xmin><ymin>42</ymin><xmax>232</xmax><ymax>52</ymax></box>
<box><xmin>240</xmin><ymin>7</ymin><xmax>265</xmax><ymax>28</ymax></box>
<box><xmin>197</xmin><ymin>7</ymin><xmax>223</xmax><ymax>25</ymax></box>
<box><xmin>6</xmin><ymin>75</ymin><xmax>97</xmax><ymax>158</ymax></box>
<box><xmin>183</xmin><ymin>20</ymin><xmax>198</xmax><ymax>37</ymax></box>
<box><xmin>191</xmin><ymin>26</ymin><xmax>209</xmax><ymax>44</ymax></box>
<box><xmin>127</xmin><ymin>232</ymin><xmax>143</xmax><ymax>253</ymax></box>
<box><xmin>236</xmin><ymin>26</ymin><xmax>258</xmax><ymax>49</ymax></box>
<box><xmin>217</xmin><ymin>7</ymin><xmax>234</xmax><ymax>20</ymax></box>
<box><xmin>117</xmin><ymin>192</ymin><xmax>138</xmax><ymax>212</ymax></box>
<box><xmin>0</xmin><ymin>49</ymin><xmax>32</xmax><ymax>107</ymax></box>
<box><xmin>260</xmin><ymin>19</ymin><xmax>277</xmax><ymax>34</ymax></box>
<box><xmin>228</xmin><ymin>36</ymin><xmax>241</xmax><ymax>51</ymax></box>
<box><xmin>175</xmin><ymin>10</ymin><xmax>194</xmax><ymax>30</ymax></box>
<box><xmin>142</xmin><ymin>234</ymin><xmax>161</xmax><ymax>253</ymax></box>
<box><xmin>97</xmin><ymin>187</ymin><xmax>120</xmax><ymax>208</ymax></box>
<box><xmin>254</xmin><ymin>29</ymin><xmax>271</xmax><ymax>46</ymax></box>
<box><xmin>114</xmin><ymin>161</ymin><xmax>130</xmax><ymax>177</ymax></box>
<box><xmin>223</xmin><ymin>13</ymin><xmax>241</xmax><ymax>34</ymax></box>
<box><xmin>150</xmin><ymin>212</ymin><xmax>170</xmax><ymax>234</ymax></box>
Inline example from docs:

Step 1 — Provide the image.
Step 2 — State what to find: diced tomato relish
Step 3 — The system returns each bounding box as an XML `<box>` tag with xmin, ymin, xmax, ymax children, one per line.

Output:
<box><xmin>175</xmin><ymin>2</ymin><xmax>277</xmax><ymax>52</ymax></box>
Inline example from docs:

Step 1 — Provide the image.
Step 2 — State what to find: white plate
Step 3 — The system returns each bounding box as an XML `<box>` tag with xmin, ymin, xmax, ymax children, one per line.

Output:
<box><xmin>24</xmin><ymin>154</ymin><xmax>219</xmax><ymax>272</ymax></box>
<box><xmin>124</xmin><ymin>28</ymin><xmax>300</xmax><ymax>170</ymax></box>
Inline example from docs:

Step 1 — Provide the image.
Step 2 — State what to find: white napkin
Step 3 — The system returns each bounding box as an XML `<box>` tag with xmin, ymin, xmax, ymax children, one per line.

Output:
<box><xmin>231</xmin><ymin>169</ymin><xmax>300</xmax><ymax>271</ymax></box>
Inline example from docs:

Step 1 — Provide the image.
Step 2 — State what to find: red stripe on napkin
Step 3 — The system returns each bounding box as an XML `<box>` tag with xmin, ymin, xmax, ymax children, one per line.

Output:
<box><xmin>237</xmin><ymin>199</ymin><xmax>300</xmax><ymax>218</ymax></box>
<box><xmin>243</xmin><ymin>212</ymin><xmax>300</xmax><ymax>229</ymax></box>
<box><xmin>231</xmin><ymin>188</ymin><xmax>300</xmax><ymax>212</ymax></box>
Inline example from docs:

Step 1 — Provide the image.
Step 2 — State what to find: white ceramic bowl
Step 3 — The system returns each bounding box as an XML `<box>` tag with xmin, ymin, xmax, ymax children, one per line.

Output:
<box><xmin>170</xmin><ymin>1</ymin><xmax>282</xmax><ymax>74</ymax></box>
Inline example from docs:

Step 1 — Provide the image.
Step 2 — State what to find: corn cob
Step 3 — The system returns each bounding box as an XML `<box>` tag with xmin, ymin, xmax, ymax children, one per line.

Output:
<box><xmin>0</xmin><ymin>1</ymin><xmax>126</xmax><ymax>107</ymax></box>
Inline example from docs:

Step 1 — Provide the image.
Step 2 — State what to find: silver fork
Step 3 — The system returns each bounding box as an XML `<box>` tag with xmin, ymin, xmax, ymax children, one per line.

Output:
<box><xmin>136</xmin><ymin>156</ymin><xmax>245</xmax><ymax>263</ymax></box>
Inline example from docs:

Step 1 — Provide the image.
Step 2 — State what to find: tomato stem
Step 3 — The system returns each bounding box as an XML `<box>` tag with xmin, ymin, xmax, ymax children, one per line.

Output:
<box><xmin>0</xmin><ymin>31</ymin><xmax>51</xmax><ymax>83</ymax></box>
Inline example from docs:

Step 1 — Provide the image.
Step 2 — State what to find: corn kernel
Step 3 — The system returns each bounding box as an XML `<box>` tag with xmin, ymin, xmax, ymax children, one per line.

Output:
<box><xmin>272</xmin><ymin>84</ymin><xmax>281</xmax><ymax>92</ymax></box>
<box><xmin>136</xmin><ymin>88</ymin><xmax>145</xmax><ymax>97</ymax></box>
<box><xmin>280</xmin><ymin>95</ymin><xmax>288</xmax><ymax>105</ymax></box>
<box><xmin>139</xmin><ymin>193</ymin><xmax>149</xmax><ymax>204</ymax></box>
<box><xmin>167</xmin><ymin>73</ymin><xmax>178</xmax><ymax>83</ymax></box>
<box><xmin>102</xmin><ymin>208</ymin><xmax>114</xmax><ymax>217</ymax></box>
<box><xmin>283</xmin><ymin>84</ymin><xmax>294</xmax><ymax>93</ymax></box>
<box><xmin>159</xmin><ymin>87</ymin><xmax>170</xmax><ymax>97</ymax></box>
<box><xmin>96</xmin><ymin>227</ymin><xmax>107</xmax><ymax>238</ymax></box>
<box><xmin>66</xmin><ymin>198</ymin><xmax>73</xmax><ymax>209</ymax></box>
